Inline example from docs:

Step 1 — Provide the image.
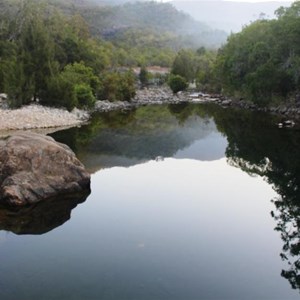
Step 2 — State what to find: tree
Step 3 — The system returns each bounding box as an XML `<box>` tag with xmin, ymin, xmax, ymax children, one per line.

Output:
<box><xmin>195</xmin><ymin>48</ymin><xmax>217</xmax><ymax>92</ymax></box>
<box><xmin>168</xmin><ymin>74</ymin><xmax>188</xmax><ymax>93</ymax></box>
<box><xmin>42</xmin><ymin>75</ymin><xmax>77</xmax><ymax>111</ymax></box>
<box><xmin>99</xmin><ymin>70</ymin><xmax>136</xmax><ymax>102</ymax></box>
<box><xmin>171</xmin><ymin>49</ymin><xmax>196</xmax><ymax>82</ymax></box>
<box><xmin>1</xmin><ymin>0</ymin><xmax>59</xmax><ymax>106</ymax></box>
<box><xmin>214</xmin><ymin>7</ymin><xmax>300</xmax><ymax>105</ymax></box>
<box><xmin>40</xmin><ymin>62</ymin><xmax>100</xmax><ymax>109</ymax></box>
<box><xmin>119</xmin><ymin>70</ymin><xmax>136</xmax><ymax>101</ymax></box>
<box><xmin>75</xmin><ymin>83</ymin><xmax>96</xmax><ymax>108</ymax></box>
<box><xmin>139</xmin><ymin>66</ymin><xmax>149</xmax><ymax>87</ymax></box>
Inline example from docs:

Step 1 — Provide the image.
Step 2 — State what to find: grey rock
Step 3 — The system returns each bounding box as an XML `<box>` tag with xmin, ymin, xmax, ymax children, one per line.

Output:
<box><xmin>0</xmin><ymin>132</ymin><xmax>90</xmax><ymax>206</ymax></box>
<box><xmin>221</xmin><ymin>99</ymin><xmax>232</xmax><ymax>106</ymax></box>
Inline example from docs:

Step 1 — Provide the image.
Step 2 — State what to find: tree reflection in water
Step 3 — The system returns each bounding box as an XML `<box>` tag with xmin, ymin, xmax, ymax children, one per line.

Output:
<box><xmin>208</xmin><ymin>104</ymin><xmax>300</xmax><ymax>292</ymax></box>
<box><xmin>52</xmin><ymin>103</ymin><xmax>300</xmax><ymax>292</ymax></box>
<box><xmin>2</xmin><ymin>103</ymin><xmax>299</xmax><ymax>290</ymax></box>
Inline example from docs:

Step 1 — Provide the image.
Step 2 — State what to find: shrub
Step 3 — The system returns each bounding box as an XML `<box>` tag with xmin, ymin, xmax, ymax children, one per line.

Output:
<box><xmin>40</xmin><ymin>75</ymin><xmax>77</xmax><ymax>111</ymax></box>
<box><xmin>168</xmin><ymin>74</ymin><xmax>188</xmax><ymax>93</ymax></box>
<box><xmin>74</xmin><ymin>83</ymin><xmax>96</xmax><ymax>108</ymax></box>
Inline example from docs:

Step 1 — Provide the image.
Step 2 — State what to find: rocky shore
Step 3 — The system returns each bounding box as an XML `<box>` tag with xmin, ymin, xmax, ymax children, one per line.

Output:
<box><xmin>94</xmin><ymin>87</ymin><xmax>221</xmax><ymax>112</ymax></box>
<box><xmin>234</xmin><ymin>100</ymin><xmax>300</xmax><ymax>117</ymax></box>
<box><xmin>94</xmin><ymin>87</ymin><xmax>300</xmax><ymax>120</ymax></box>
<box><xmin>94</xmin><ymin>87</ymin><xmax>188</xmax><ymax>112</ymax></box>
<box><xmin>0</xmin><ymin>104</ymin><xmax>89</xmax><ymax>132</ymax></box>
<box><xmin>0</xmin><ymin>87</ymin><xmax>299</xmax><ymax>132</ymax></box>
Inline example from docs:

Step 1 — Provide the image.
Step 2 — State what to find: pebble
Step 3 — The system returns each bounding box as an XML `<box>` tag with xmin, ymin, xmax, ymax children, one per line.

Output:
<box><xmin>0</xmin><ymin>104</ymin><xmax>89</xmax><ymax>131</ymax></box>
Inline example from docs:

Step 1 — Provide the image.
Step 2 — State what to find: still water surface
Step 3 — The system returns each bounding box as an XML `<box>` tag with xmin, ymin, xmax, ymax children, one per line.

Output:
<box><xmin>0</xmin><ymin>104</ymin><xmax>300</xmax><ymax>299</ymax></box>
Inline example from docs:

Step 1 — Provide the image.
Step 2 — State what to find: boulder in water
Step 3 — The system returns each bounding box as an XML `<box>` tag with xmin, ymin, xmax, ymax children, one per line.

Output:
<box><xmin>0</xmin><ymin>132</ymin><xmax>90</xmax><ymax>206</ymax></box>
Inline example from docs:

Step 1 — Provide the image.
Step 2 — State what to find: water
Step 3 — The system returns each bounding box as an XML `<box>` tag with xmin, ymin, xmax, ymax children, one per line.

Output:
<box><xmin>1</xmin><ymin>103</ymin><xmax>300</xmax><ymax>299</ymax></box>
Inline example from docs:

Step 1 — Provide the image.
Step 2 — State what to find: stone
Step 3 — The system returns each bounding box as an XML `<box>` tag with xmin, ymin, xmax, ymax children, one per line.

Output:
<box><xmin>0</xmin><ymin>132</ymin><xmax>91</xmax><ymax>206</ymax></box>
<box><xmin>280</xmin><ymin>107</ymin><xmax>287</xmax><ymax>114</ymax></box>
<box><xmin>221</xmin><ymin>99</ymin><xmax>232</xmax><ymax>106</ymax></box>
<box><xmin>0</xmin><ymin>93</ymin><xmax>7</xmax><ymax>100</ymax></box>
<box><xmin>71</xmin><ymin>108</ymin><xmax>90</xmax><ymax>121</ymax></box>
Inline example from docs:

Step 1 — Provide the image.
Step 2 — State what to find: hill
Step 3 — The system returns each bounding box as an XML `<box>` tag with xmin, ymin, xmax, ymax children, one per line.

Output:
<box><xmin>0</xmin><ymin>0</ymin><xmax>228</xmax><ymax>67</ymax></box>
<box><xmin>70</xmin><ymin>1</ymin><xmax>228</xmax><ymax>49</ymax></box>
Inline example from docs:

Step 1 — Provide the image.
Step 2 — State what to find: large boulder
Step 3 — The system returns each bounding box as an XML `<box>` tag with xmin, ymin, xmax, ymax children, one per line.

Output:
<box><xmin>0</xmin><ymin>132</ymin><xmax>91</xmax><ymax>206</ymax></box>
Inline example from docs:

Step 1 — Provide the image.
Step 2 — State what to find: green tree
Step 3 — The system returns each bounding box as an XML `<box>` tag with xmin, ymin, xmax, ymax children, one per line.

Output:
<box><xmin>195</xmin><ymin>49</ymin><xmax>217</xmax><ymax>92</ymax></box>
<box><xmin>99</xmin><ymin>70</ymin><xmax>136</xmax><ymax>102</ymax></box>
<box><xmin>139</xmin><ymin>66</ymin><xmax>149</xmax><ymax>87</ymax></box>
<box><xmin>41</xmin><ymin>62</ymin><xmax>100</xmax><ymax>109</ymax></box>
<box><xmin>214</xmin><ymin>6</ymin><xmax>300</xmax><ymax>106</ymax></box>
<box><xmin>43</xmin><ymin>75</ymin><xmax>77</xmax><ymax>111</ymax></box>
<box><xmin>119</xmin><ymin>70</ymin><xmax>136</xmax><ymax>101</ymax></box>
<box><xmin>0</xmin><ymin>0</ymin><xmax>61</xmax><ymax>107</ymax></box>
<box><xmin>75</xmin><ymin>83</ymin><xmax>96</xmax><ymax>108</ymax></box>
<box><xmin>168</xmin><ymin>74</ymin><xmax>188</xmax><ymax>93</ymax></box>
<box><xmin>171</xmin><ymin>49</ymin><xmax>196</xmax><ymax>82</ymax></box>
<box><xmin>59</xmin><ymin>62</ymin><xmax>100</xmax><ymax>95</ymax></box>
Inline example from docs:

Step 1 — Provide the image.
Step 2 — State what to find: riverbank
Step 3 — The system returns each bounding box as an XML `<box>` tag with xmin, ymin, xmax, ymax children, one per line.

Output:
<box><xmin>0</xmin><ymin>87</ymin><xmax>299</xmax><ymax>133</ymax></box>
<box><xmin>95</xmin><ymin>87</ymin><xmax>300</xmax><ymax>121</ymax></box>
<box><xmin>0</xmin><ymin>88</ymin><xmax>194</xmax><ymax>133</ymax></box>
<box><xmin>0</xmin><ymin>104</ymin><xmax>89</xmax><ymax>132</ymax></box>
<box><xmin>94</xmin><ymin>87</ymin><xmax>226</xmax><ymax>112</ymax></box>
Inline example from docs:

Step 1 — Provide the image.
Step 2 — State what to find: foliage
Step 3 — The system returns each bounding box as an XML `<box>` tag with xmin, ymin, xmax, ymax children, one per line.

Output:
<box><xmin>79</xmin><ymin>1</ymin><xmax>227</xmax><ymax>49</ymax></box>
<box><xmin>171</xmin><ymin>49</ymin><xmax>196</xmax><ymax>82</ymax></box>
<box><xmin>37</xmin><ymin>0</ymin><xmax>227</xmax><ymax>67</ymax></box>
<box><xmin>99</xmin><ymin>70</ymin><xmax>136</xmax><ymax>102</ymax></box>
<box><xmin>74</xmin><ymin>83</ymin><xmax>96</xmax><ymax>108</ymax></box>
<box><xmin>0</xmin><ymin>0</ymin><xmax>138</xmax><ymax>109</ymax></box>
<box><xmin>0</xmin><ymin>0</ymin><xmax>227</xmax><ymax>109</ymax></box>
<box><xmin>168</xmin><ymin>74</ymin><xmax>188</xmax><ymax>93</ymax></box>
<box><xmin>170</xmin><ymin>47</ymin><xmax>218</xmax><ymax>92</ymax></box>
<box><xmin>62</xmin><ymin>63</ymin><xmax>100</xmax><ymax>89</ymax></box>
<box><xmin>139</xmin><ymin>66</ymin><xmax>149</xmax><ymax>87</ymax></box>
<box><xmin>195</xmin><ymin>49</ymin><xmax>218</xmax><ymax>92</ymax></box>
<box><xmin>42</xmin><ymin>75</ymin><xmax>77</xmax><ymax>111</ymax></box>
<box><xmin>215</xmin><ymin>2</ymin><xmax>300</xmax><ymax>105</ymax></box>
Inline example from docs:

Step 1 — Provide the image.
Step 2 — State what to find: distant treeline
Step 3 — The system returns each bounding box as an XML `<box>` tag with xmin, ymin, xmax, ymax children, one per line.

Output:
<box><xmin>0</xmin><ymin>0</ymin><xmax>138</xmax><ymax>109</ymax></box>
<box><xmin>215</xmin><ymin>1</ymin><xmax>300</xmax><ymax>106</ymax></box>
<box><xmin>170</xmin><ymin>1</ymin><xmax>300</xmax><ymax>107</ymax></box>
<box><xmin>0</xmin><ymin>0</ymin><xmax>227</xmax><ymax>109</ymax></box>
<box><xmin>1</xmin><ymin>0</ymin><xmax>299</xmax><ymax>109</ymax></box>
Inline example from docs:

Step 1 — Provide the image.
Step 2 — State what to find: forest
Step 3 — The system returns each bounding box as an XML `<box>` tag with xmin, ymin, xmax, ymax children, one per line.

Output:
<box><xmin>0</xmin><ymin>0</ymin><xmax>138</xmax><ymax>109</ymax></box>
<box><xmin>0</xmin><ymin>0</ymin><xmax>299</xmax><ymax>109</ymax></box>
<box><xmin>171</xmin><ymin>1</ymin><xmax>300</xmax><ymax>107</ymax></box>
<box><xmin>0</xmin><ymin>0</ymin><xmax>227</xmax><ymax>109</ymax></box>
<box><xmin>214</xmin><ymin>1</ymin><xmax>300</xmax><ymax>106</ymax></box>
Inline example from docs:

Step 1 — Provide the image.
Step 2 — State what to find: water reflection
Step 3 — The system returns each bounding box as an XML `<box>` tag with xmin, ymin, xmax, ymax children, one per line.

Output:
<box><xmin>0</xmin><ymin>191</ymin><xmax>90</xmax><ymax>235</ymax></box>
<box><xmin>51</xmin><ymin>105</ymin><xmax>226</xmax><ymax>172</ymax></box>
<box><xmin>52</xmin><ymin>103</ymin><xmax>300</xmax><ymax>292</ymax></box>
<box><xmin>210</xmin><ymin>106</ymin><xmax>300</xmax><ymax>292</ymax></box>
<box><xmin>0</xmin><ymin>103</ymin><xmax>299</xmax><ymax>295</ymax></box>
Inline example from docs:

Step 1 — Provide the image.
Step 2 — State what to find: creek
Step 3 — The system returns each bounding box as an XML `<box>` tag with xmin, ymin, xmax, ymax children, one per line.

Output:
<box><xmin>1</xmin><ymin>103</ymin><xmax>299</xmax><ymax>299</ymax></box>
